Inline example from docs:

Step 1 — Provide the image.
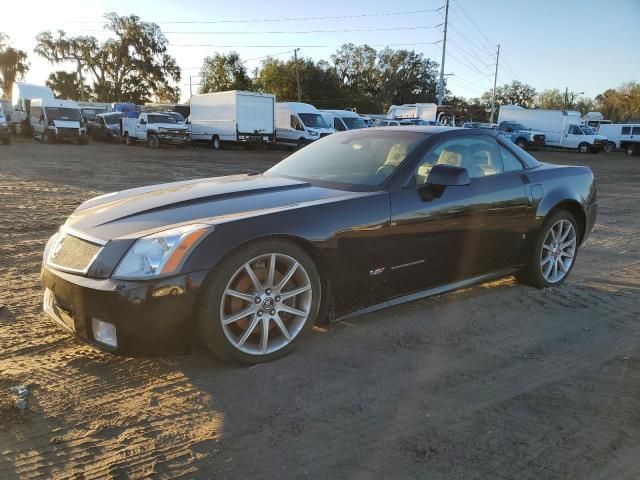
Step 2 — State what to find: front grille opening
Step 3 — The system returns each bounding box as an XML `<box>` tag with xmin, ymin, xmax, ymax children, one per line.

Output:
<box><xmin>49</xmin><ymin>234</ymin><xmax>101</xmax><ymax>272</ymax></box>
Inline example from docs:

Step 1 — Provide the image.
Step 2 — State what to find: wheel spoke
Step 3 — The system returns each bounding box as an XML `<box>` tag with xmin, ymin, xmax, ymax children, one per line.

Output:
<box><xmin>244</xmin><ymin>263</ymin><xmax>262</xmax><ymax>292</ymax></box>
<box><xmin>542</xmin><ymin>244</ymin><xmax>553</xmax><ymax>252</ymax></box>
<box><xmin>560</xmin><ymin>250</ymin><xmax>573</xmax><ymax>258</ymax></box>
<box><xmin>237</xmin><ymin>314</ymin><xmax>260</xmax><ymax>346</ymax></box>
<box><xmin>556</xmin><ymin>257</ymin><xmax>566</xmax><ymax>273</ymax></box>
<box><xmin>260</xmin><ymin>317</ymin><xmax>270</xmax><ymax>353</ymax></box>
<box><xmin>223</xmin><ymin>305</ymin><xmax>255</xmax><ymax>325</ymax></box>
<box><xmin>280</xmin><ymin>284</ymin><xmax>311</xmax><ymax>301</ymax></box>
<box><xmin>559</xmin><ymin>221</ymin><xmax>571</xmax><ymax>242</ymax></box>
<box><xmin>272</xmin><ymin>314</ymin><xmax>291</xmax><ymax>340</ymax></box>
<box><xmin>276</xmin><ymin>261</ymin><xmax>299</xmax><ymax>290</ymax></box>
<box><xmin>224</xmin><ymin>289</ymin><xmax>255</xmax><ymax>303</ymax></box>
<box><xmin>543</xmin><ymin>260</ymin><xmax>553</xmax><ymax>278</ymax></box>
<box><xmin>561</xmin><ymin>239</ymin><xmax>575</xmax><ymax>249</ymax></box>
<box><xmin>279</xmin><ymin>304</ymin><xmax>307</xmax><ymax>317</ymax></box>
<box><xmin>552</xmin><ymin>258</ymin><xmax>558</xmax><ymax>280</ymax></box>
<box><xmin>541</xmin><ymin>255</ymin><xmax>553</xmax><ymax>266</ymax></box>
<box><xmin>266</xmin><ymin>254</ymin><xmax>276</xmax><ymax>288</ymax></box>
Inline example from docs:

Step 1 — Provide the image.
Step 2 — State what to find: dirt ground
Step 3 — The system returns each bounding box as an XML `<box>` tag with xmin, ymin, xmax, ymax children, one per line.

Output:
<box><xmin>1</xmin><ymin>137</ymin><xmax>639</xmax><ymax>479</ymax></box>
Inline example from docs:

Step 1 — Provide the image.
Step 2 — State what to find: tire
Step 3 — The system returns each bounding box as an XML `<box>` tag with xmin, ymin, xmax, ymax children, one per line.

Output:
<box><xmin>297</xmin><ymin>138</ymin><xmax>306</xmax><ymax>149</ymax></box>
<box><xmin>626</xmin><ymin>144</ymin><xmax>637</xmax><ymax>156</ymax></box>
<box><xmin>42</xmin><ymin>132</ymin><xmax>51</xmax><ymax>144</ymax></box>
<box><xmin>604</xmin><ymin>142</ymin><xmax>615</xmax><ymax>153</ymax></box>
<box><xmin>211</xmin><ymin>136</ymin><xmax>221</xmax><ymax>150</ymax></box>
<box><xmin>148</xmin><ymin>134</ymin><xmax>160</xmax><ymax>149</ymax></box>
<box><xmin>515</xmin><ymin>138</ymin><xmax>527</xmax><ymax>150</ymax></box>
<box><xmin>516</xmin><ymin>210</ymin><xmax>579</xmax><ymax>289</ymax></box>
<box><xmin>578</xmin><ymin>142</ymin><xmax>590</xmax><ymax>154</ymax></box>
<box><xmin>198</xmin><ymin>239</ymin><xmax>322</xmax><ymax>364</ymax></box>
<box><xmin>125</xmin><ymin>133</ymin><xmax>135</xmax><ymax>146</ymax></box>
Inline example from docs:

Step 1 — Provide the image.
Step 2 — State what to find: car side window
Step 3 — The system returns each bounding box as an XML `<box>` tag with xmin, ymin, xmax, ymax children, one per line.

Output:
<box><xmin>415</xmin><ymin>135</ymin><xmax>504</xmax><ymax>184</ymax></box>
<box><xmin>291</xmin><ymin>115</ymin><xmax>304</xmax><ymax>131</ymax></box>
<box><xmin>632</xmin><ymin>127</ymin><xmax>640</xmax><ymax>135</ymax></box>
<box><xmin>568</xmin><ymin>125</ymin><xmax>582</xmax><ymax>135</ymax></box>
<box><xmin>499</xmin><ymin>145</ymin><xmax>524</xmax><ymax>172</ymax></box>
<box><xmin>622</xmin><ymin>127</ymin><xmax>631</xmax><ymax>135</ymax></box>
<box><xmin>334</xmin><ymin>118</ymin><xmax>345</xmax><ymax>131</ymax></box>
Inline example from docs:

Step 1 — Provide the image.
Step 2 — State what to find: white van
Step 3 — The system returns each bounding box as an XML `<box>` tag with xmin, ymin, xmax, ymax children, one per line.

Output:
<box><xmin>11</xmin><ymin>83</ymin><xmax>54</xmax><ymax>133</ymax></box>
<box><xmin>598</xmin><ymin>124</ymin><xmax>640</xmax><ymax>154</ymax></box>
<box><xmin>30</xmin><ymin>99</ymin><xmax>88</xmax><ymax>144</ymax></box>
<box><xmin>319</xmin><ymin>110</ymin><xmax>368</xmax><ymax>131</ymax></box>
<box><xmin>190</xmin><ymin>91</ymin><xmax>275</xmax><ymax>149</ymax></box>
<box><xmin>275</xmin><ymin>102</ymin><xmax>334</xmax><ymax>148</ymax></box>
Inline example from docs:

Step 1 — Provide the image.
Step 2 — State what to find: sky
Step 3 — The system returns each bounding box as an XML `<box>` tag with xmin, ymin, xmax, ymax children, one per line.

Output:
<box><xmin>2</xmin><ymin>0</ymin><xmax>639</xmax><ymax>104</ymax></box>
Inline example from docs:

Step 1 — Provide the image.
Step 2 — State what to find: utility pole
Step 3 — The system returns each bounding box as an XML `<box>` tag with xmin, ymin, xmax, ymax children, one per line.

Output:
<box><xmin>293</xmin><ymin>48</ymin><xmax>302</xmax><ymax>102</ymax></box>
<box><xmin>437</xmin><ymin>0</ymin><xmax>449</xmax><ymax>106</ymax></box>
<box><xmin>490</xmin><ymin>44</ymin><xmax>500</xmax><ymax>124</ymax></box>
<box><xmin>564</xmin><ymin>86</ymin><xmax>568</xmax><ymax>109</ymax></box>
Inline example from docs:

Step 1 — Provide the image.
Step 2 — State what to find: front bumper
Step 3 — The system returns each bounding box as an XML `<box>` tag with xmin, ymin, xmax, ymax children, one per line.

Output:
<box><xmin>591</xmin><ymin>142</ymin><xmax>605</xmax><ymax>152</ymax></box>
<box><xmin>157</xmin><ymin>133</ymin><xmax>190</xmax><ymax>145</ymax></box>
<box><xmin>41</xmin><ymin>266</ymin><xmax>209</xmax><ymax>356</ymax></box>
<box><xmin>238</xmin><ymin>133</ymin><xmax>275</xmax><ymax>144</ymax></box>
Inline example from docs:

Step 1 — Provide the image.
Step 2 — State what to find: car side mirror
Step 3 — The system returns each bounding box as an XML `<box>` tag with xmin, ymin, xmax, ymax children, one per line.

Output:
<box><xmin>426</xmin><ymin>164</ymin><xmax>470</xmax><ymax>187</ymax></box>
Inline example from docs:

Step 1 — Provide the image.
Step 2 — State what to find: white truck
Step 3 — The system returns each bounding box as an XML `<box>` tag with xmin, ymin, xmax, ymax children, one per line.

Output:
<box><xmin>386</xmin><ymin>103</ymin><xmax>457</xmax><ymax>125</ymax></box>
<box><xmin>29</xmin><ymin>98</ymin><xmax>88</xmax><ymax>144</ymax></box>
<box><xmin>498</xmin><ymin>105</ymin><xmax>608</xmax><ymax>153</ymax></box>
<box><xmin>190</xmin><ymin>91</ymin><xmax>276</xmax><ymax>149</ymax></box>
<box><xmin>10</xmin><ymin>82</ymin><xmax>55</xmax><ymax>135</ymax></box>
<box><xmin>275</xmin><ymin>102</ymin><xmax>334</xmax><ymax>148</ymax></box>
<box><xmin>597</xmin><ymin>124</ymin><xmax>640</xmax><ymax>155</ymax></box>
<box><xmin>581</xmin><ymin>111</ymin><xmax>612</xmax><ymax>131</ymax></box>
<box><xmin>319</xmin><ymin>109</ymin><xmax>368</xmax><ymax>131</ymax></box>
<box><xmin>122</xmin><ymin>112</ymin><xmax>190</xmax><ymax>148</ymax></box>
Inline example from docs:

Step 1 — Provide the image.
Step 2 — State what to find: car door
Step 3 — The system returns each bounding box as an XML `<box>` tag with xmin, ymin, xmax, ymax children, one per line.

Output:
<box><xmin>137</xmin><ymin>117</ymin><xmax>148</xmax><ymax>138</ymax></box>
<box><xmin>384</xmin><ymin>133</ymin><xmax>529</xmax><ymax>298</ymax></box>
<box><xmin>333</xmin><ymin>117</ymin><xmax>346</xmax><ymax>132</ymax></box>
<box><xmin>564</xmin><ymin>125</ymin><xmax>583</xmax><ymax>148</ymax></box>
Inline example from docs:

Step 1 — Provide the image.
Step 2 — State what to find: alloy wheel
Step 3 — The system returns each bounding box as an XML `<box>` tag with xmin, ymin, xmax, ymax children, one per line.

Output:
<box><xmin>220</xmin><ymin>253</ymin><xmax>313</xmax><ymax>355</ymax></box>
<box><xmin>540</xmin><ymin>219</ymin><xmax>577</xmax><ymax>283</ymax></box>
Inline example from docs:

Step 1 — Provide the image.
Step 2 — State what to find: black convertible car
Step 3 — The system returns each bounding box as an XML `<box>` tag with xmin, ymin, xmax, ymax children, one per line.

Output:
<box><xmin>41</xmin><ymin>127</ymin><xmax>597</xmax><ymax>363</ymax></box>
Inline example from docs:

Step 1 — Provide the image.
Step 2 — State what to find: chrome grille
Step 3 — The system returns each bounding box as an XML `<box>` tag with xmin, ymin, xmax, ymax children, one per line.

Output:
<box><xmin>48</xmin><ymin>233</ymin><xmax>102</xmax><ymax>273</ymax></box>
<box><xmin>58</xmin><ymin>128</ymin><xmax>79</xmax><ymax>138</ymax></box>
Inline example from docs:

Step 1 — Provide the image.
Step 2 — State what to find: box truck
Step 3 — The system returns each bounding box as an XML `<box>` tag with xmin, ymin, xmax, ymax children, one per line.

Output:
<box><xmin>275</xmin><ymin>102</ymin><xmax>334</xmax><ymax>148</ymax></box>
<box><xmin>190</xmin><ymin>91</ymin><xmax>276</xmax><ymax>149</ymax></box>
<box><xmin>11</xmin><ymin>83</ymin><xmax>55</xmax><ymax>134</ymax></box>
<box><xmin>29</xmin><ymin>98</ymin><xmax>88</xmax><ymax>144</ymax></box>
<box><xmin>498</xmin><ymin>105</ymin><xmax>607</xmax><ymax>153</ymax></box>
<box><xmin>121</xmin><ymin>112</ymin><xmax>190</xmax><ymax>148</ymax></box>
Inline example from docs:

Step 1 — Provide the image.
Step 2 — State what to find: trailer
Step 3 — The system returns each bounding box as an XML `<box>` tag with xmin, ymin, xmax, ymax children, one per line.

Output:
<box><xmin>190</xmin><ymin>91</ymin><xmax>276</xmax><ymax>149</ymax></box>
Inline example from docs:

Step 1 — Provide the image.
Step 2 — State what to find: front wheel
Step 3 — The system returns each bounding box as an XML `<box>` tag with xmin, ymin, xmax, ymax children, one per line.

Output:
<box><xmin>148</xmin><ymin>134</ymin><xmax>160</xmax><ymax>149</ymax></box>
<box><xmin>517</xmin><ymin>210</ymin><xmax>579</xmax><ymax>288</ymax></box>
<box><xmin>578</xmin><ymin>142</ymin><xmax>590</xmax><ymax>154</ymax></box>
<box><xmin>125</xmin><ymin>133</ymin><xmax>135</xmax><ymax>146</ymax></box>
<box><xmin>211</xmin><ymin>136</ymin><xmax>221</xmax><ymax>150</ymax></box>
<box><xmin>604</xmin><ymin>142</ymin><xmax>615</xmax><ymax>153</ymax></box>
<box><xmin>626</xmin><ymin>144</ymin><xmax>637</xmax><ymax>156</ymax></box>
<box><xmin>198</xmin><ymin>240</ymin><xmax>321</xmax><ymax>364</ymax></box>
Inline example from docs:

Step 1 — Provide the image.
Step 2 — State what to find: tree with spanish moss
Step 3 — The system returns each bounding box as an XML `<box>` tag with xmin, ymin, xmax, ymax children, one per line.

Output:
<box><xmin>0</xmin><ymin>33</ymin><xmax>29</xmax><ymax>97</ymax></box>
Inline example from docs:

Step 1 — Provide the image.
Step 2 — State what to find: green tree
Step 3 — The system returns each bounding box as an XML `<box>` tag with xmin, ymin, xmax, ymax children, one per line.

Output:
<box><xmin>596</xmin><ymin>82</ymin><xmax>640</xmax><ymax>122</ymax></box>
<box><xmin>34</xmin><ymin>13</ymin><xmax>181</xmax><ymax>103</ymax></box>
<box><xmin>46</xmin><ymin>71</ymin><xmax>91</xmax><ymax>100</ymax></box>
<box><xmin>0</xmin><ymin>33</ymin><xmax>29</xmax><ymax>97</ymax></box>
<box><xmin>199</xmin><ymin>52</ymin><xmax>252</xmax><ymax>93</ymax></box>
<box><xmin>480</xmin><ymin>81</ymin><xmax>537</xmax><ymax>109</ymax></box>
<box><xmin>535</xmin><ymin>89</ymin><xmax>564</xmax><ymax>110</ymax></box>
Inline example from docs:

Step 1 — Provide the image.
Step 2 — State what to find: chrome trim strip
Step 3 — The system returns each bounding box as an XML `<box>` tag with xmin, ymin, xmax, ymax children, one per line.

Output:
<box><xmin>61</xmin><ymin>225</ymin><xmax>108</xmax><ymax>246</ymax></box>
<box><xmin>334</xmin><ymin>268</ymin><xmax>516</xmax><ymax>322</ymax></box>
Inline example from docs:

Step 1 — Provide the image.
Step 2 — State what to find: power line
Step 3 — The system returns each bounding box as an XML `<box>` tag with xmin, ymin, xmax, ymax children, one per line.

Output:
<box><xmin>451</xmin><ymin>0</ymin><xmax>496</xmax><ymax>55</ymax></box>
<box><xmin>183</xmin><ymin>49</ymin><xmax>296</xmax><ymax>71</ymax></box>
<box><xmin>78</xmin><ymin>25</ymin><xmax>443</xmax><ymax>35</ymax></box>
<box><xmin>169</xmin><ymin>41</ymin><xmax>443</xmax><ymax>48</ymax></box>
<box><xmin>64</xmin><ymin>9</ymin><xmax>443</xmax><ymax>25</ymax></box>
<box><xmin>446</xmin><ymin>39</ymin><xmax>493</xmax><ymax>76</ymax></box>
<box><xmin>446</xmin><ymin>50</ymin><xmax>492</xmax><ymax>78</ymax></box>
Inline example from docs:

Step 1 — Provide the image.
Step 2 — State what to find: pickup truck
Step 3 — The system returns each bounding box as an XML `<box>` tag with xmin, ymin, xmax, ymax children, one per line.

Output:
<box><xmin>497</xmin><ymin>121</ymin><xmax>546</xmax><ymax>150</ymax></box>
<box><xmin>122</xmin><ymin>112</ymin><xmax>190</xmax><ymax>148</ymax></box>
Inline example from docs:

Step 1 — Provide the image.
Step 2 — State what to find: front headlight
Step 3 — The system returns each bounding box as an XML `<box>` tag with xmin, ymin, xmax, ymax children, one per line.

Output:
<box><xmin>113</xmin><ymin>224</ymin><xmax>210</xmax><ymax>279</ymax></box>
<box><xmin>308</xmin><ymin>130</ymin><xmax>319</xmax><ymax>136</ymax></box>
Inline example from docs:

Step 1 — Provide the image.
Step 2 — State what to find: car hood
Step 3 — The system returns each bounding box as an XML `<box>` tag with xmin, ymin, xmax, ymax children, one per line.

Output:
<box><xmin>66</xmin><ymin>174</ymin><xmax>366</xmax><ymax>240</ymax></box>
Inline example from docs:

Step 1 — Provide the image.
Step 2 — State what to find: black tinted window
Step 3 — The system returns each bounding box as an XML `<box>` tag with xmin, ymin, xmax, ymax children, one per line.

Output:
<box><xmin>622</xmin><ymin>127</ymin><xmax>631</xmax><ymax>135</ymax></box>
<box><xmin>632</xmin><ymin>127</ymin><xmax>640</xmax><ymax>135</ymax></box>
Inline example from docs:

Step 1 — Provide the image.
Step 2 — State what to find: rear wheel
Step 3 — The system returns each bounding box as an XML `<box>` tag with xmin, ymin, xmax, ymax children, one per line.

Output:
<box><xmin>626</xmin><ymin>144</ymin><xmax>637</xmax><ymax>156</ymax></box>
<box><xmin>604</xmin><ymin>142</ymin><xmax>615</xmax><ymax>153</ymax></box>
<box><xmin>297</xmin><ymin>138</ymin><xmax>306</xmax><ymax>149</ymax></box>
<box><xmin>517</xmin><ymin>210</ymin><xmax>579</xmax><ymax>288</ymax></box>
<box><xmin>211</xmin><ymin>136</ymin><xmax>221</xmax><ymax>150</ymax></box>
<box><xmin>578</xmin><ymin>142</ymin><xmax>590</xmax><ymax>154</ymax></box>
<box><xmin>125</xmin><ymin>133</ymin><xmax>135</xmax><ymax>146</ymax></box>
<box><xmin>198</xmin><ymin>239</ymin><xmax>321</xmax><ymax>364</ymax></box>
<box><xmin>515</xmin><ymin>138</ymin><xmax>527</xmax><ymax>150</ymax></box>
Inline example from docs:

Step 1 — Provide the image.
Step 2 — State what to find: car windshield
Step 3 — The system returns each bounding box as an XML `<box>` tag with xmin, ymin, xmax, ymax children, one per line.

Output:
<box><xmin>148</xmin><ymin>114</ymin><xmax>176</xmax><ymax>124</ymax></box>
<box><xmin>82</xmin><ymin>108</ymin><xmax>106</xmax><ymax>120</ymax></box>
<box><xmin>510</xmin><ymin>123</ymin><xmax>528</xmax><ymax>130</ymax></box>
<box><xmin>102</xmin><ymin>114</ymin><xmax>122</xmax><ymax>126</ymax></box>
<box><xmin>45</xmin><ymin>107</ymin><xmax>81</xmax><ymax>121</ymax></box>
<box><xmin>299</xmin><ymin>113</ymin><xmax>330</xmax><ymax>129</ymax></box>
<box><xmin>266</xmin><ymin>130</ymin><xmax>427</xmax><ymax>187</ymax></box>
<box><xmin>168</xmin><ymin>112</ymin><xmax>185</xmax><ymax>122</ymax></box>
<box><xmin>342</xmin><ymin>116</ymin><xmax>367</xmax><ymax>129</ymax></box>
<box><xmin>581</xmin><ymin>125</ymin><xmax>596</xmax><ymax>135</ymax></box>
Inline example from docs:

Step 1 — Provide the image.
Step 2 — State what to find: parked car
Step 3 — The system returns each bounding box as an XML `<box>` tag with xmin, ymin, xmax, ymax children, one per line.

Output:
<box><xmin>497</xmin><ymin>121</ymin><xmax>546</xmax><ymax>150</ymax></box>
<box><xmin>87</xmin><ymin>112</ymin><xmax>123</xmax><ymax>143</ymax></box>
<box><xmin>319</xmin><ymin>110</ymin><xmax>368</xmax><ymax>131</ymax></box>
<box><xmin>462</xmin><ymin>122</ymin><xmax>495</xmax><ymax>129</ymax></box>
<box><xmin>0</xmin><ymin>104</ymin><xmax>10</xmax><ymax>144</ymax></box>
<box><xmin>122</xmin><ymin>112</ymin><xmax>190</xmax><ymax>148</ymax></box>
<box><xmin>165</xmin><ymin>111</ymin><xmax>186</xmax><ymax>124</ymax></box>
<box><xmin>41</xmin><ymin>126</ymin><xmax>597</xmax><ymax>363</ymax></box>
<box><xmin>379</xmin><ymin>120</ymin><xmax>401</xmax><ymax>127</ymax></box>
<box><xmin>597</xmin><ymin>123</ymin><xmax>640</xmax><ymax>155</ymax></box>
<box><xmin>498</xmin><ymin>105</ymin><xmax>606</xmax><ymax>153</ymax></box>
<box><xmin>190</xmin><ymin>91</ymin><xmax>276</xmax><ymax>149</ymax></box>
<box><xmin>29</xmin><ymin>98</ymin><xmax>88</xmax><ymax>144</ymax></box>
<box><xmin>275</xmin><ymin>102</ymin><xmax>334</xmax><ymax>148</ymax></box>
<box><xmin>80</xmin><ymin>106</ymin><xmax>108</xmax><ymax>124</ymax></box>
